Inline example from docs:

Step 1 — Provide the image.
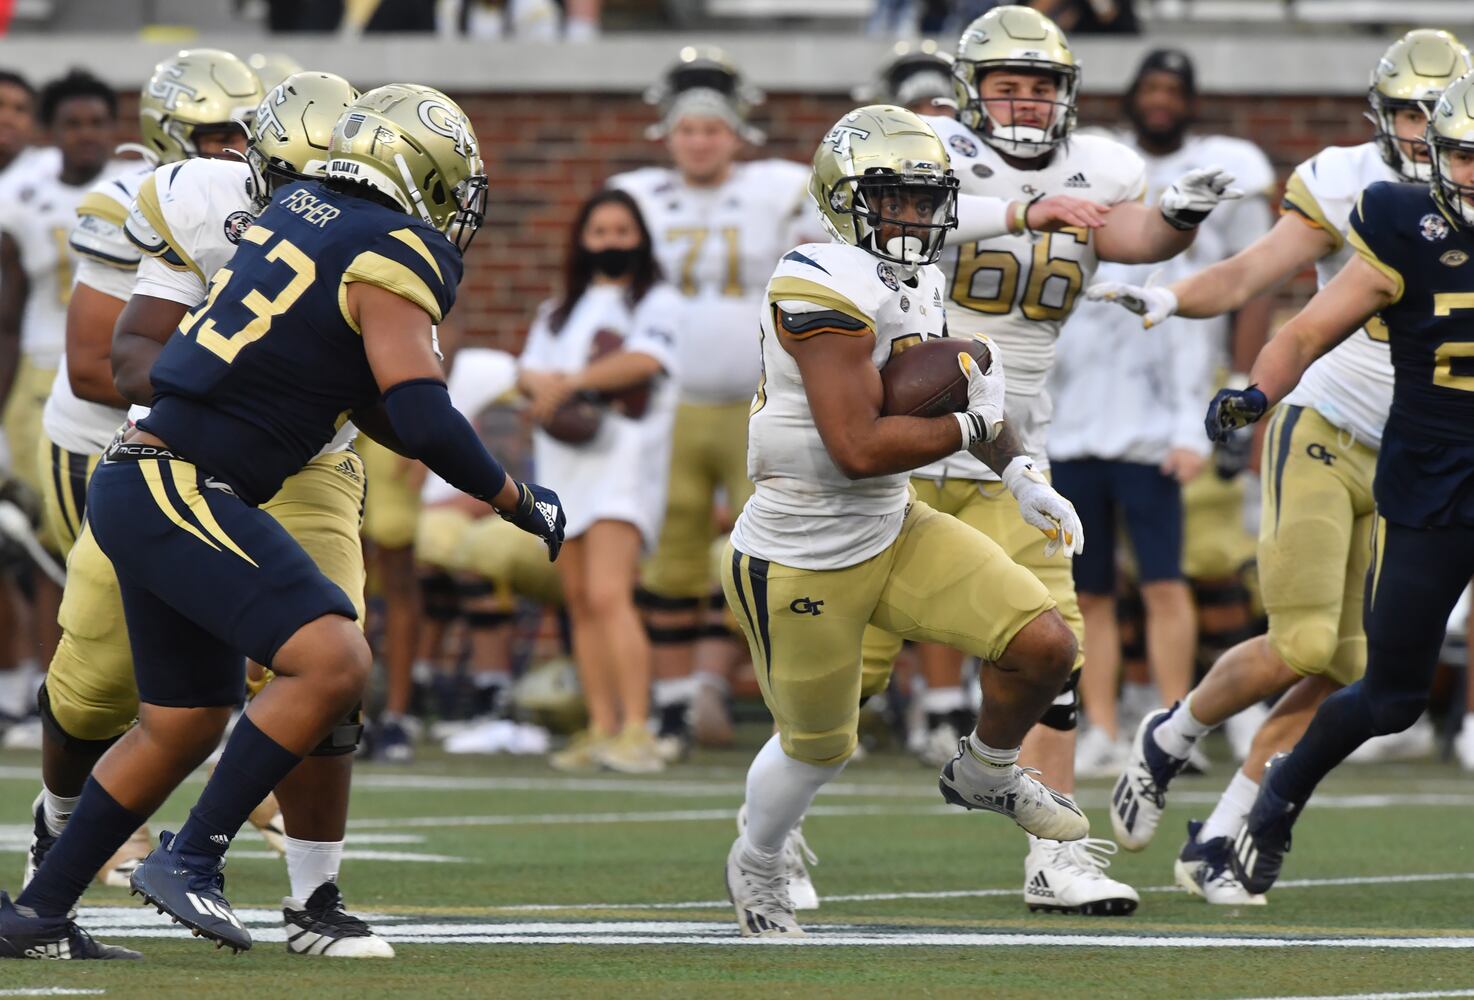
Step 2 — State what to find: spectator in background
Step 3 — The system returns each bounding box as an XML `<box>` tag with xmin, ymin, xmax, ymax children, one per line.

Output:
<box><xmin>1028</xmin><ymin>0</ymin><xmax>1138</xmax><ymax>34</ymax></box>
<box><xmin>518</xmin><ymin>189</ymin><xmax>681</xmax><ymax>775</ymax></box>
<box><xmin>1049</xmin><ymin>49</ymin><xmax>1275</xmax><ymax>776</ymax></box>
<box><xmin>853</xmin><ymin>40</ymin><xmax>957</xmax><ymax>117</ymax></box>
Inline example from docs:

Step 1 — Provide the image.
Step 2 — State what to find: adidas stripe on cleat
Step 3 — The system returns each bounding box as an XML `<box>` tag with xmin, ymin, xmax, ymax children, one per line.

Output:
<box><xmin>737</xmin><ymin>805</ymin><xmax>819</xmax><ymax>911</ymax></box>
<box><xmin>1229</xmin><ymin>754</ymin><xmax>1304</xmax><ymax>896</ymax></box>
<box><xmin>725</xmin><ymin>837</ymin><xmax>803</xmax><ymax>938</ymax></box>
<box><xmin>939</xmin><ymin>740</ymin><xmax>1088</xmax><ymax>841</ymax></box>
<box><xmin>129</xmin><ymin>830</ymin><xmax>252</xmax><ymax>953</ymax></box>
<box><xmin>1174</xmin><ymin>820</ymin><xmax>1265</xmax><ymax>906</ymax></box>
<box><xmin>1110</xmin><ymin>707</ymin><xmax>1189</xmax><ymax>851</ymax></box>
<box><xmin>284</xmin><ymin>883</ymin><xmax>394</xmax><ymax>958</ymax></box>
<box><xmin>0</xmin><ymin>892</ymin><xmax>141</xmax><ymax>961</ymax></box>
<box><xmin>1024</xmin><ymin>838</ymin><xmax>1139</xmax><ymax>916</ymax></box>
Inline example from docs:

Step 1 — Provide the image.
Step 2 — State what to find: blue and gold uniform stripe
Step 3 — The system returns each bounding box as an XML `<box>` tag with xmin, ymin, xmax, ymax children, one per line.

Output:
<box><xmin>728</xmin><ymin>549</ymin><xmax>772</xmax><ymax>680</ymax></box>
<box><xmin>139</xmin><ymin>460</ymin><xmax>259</xmax><ymax>567</ymax></box>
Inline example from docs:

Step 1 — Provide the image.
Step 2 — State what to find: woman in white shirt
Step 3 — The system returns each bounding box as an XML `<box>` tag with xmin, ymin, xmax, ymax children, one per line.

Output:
<box><xmin>519</xmin><ymin>189</ymin><xmax>680</xmax><ymax>775</ymax></box>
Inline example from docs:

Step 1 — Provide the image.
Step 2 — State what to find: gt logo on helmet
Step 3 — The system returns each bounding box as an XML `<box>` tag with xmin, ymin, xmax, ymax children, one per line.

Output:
<box><xmin>417</xmin><ymin>99</ymin><xmax>476</xmax><ymax>158</ymax></box>
<box><xmin>824</xmin><ymin>125</ymin><xmax>871</xmax><ymax>155</ymax></box>
<box><xmin>148</xmin><ymin>65</ymin><xmax>198</xmax><ymax>112</ymax></box>
<box><xmin>255</xmin><ymin>86</ymin><xmax>291</xmax><ymax>142</ymax></box>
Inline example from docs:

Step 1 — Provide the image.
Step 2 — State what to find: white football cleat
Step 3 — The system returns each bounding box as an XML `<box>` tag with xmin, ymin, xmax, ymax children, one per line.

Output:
<box><xmin>1110</xmin><ymin>707</ymin><xmax>1189</xmax><ymax>851</ymax></box>
<box><xmin>1024</xmin><ymin>838</ymin><xmax>1139</xmax><ymax>916</ymax></box>
<box><xmin>939</xmin><ymin>741</ymin><xmax>1089</xmax><ymax>842</ymax></box>
<box><xmin>725</xmin><ymin>837</ymin><xmax>803</xmax><ymax>938</ymax></box>
<box><xmin>283</xmin><ymin>883</ymin><xmax>395</xmax><ymax>957</ymax></box>
<box><xmin>737</xmin><ymin>806</ymin><xmax>819</xmax><ymax>910</ymax></box>
<box><xmin>1174</xmin><ymin>820</ymin><xmax>1266</xmax><ymax>905</ymax></box>
<box><xmin>1073</xmin><ymin>725</ymin><xmax>1129</xmax><ymax>780</ymax></box>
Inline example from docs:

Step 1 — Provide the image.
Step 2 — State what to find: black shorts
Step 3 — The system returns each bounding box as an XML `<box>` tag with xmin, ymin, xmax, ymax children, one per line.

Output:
<box><xmin>86</xmin><ymin>447</ymin><xmax>357</xmax><ymax>709</ymax></box>
<box><xmin>1051</xmin><ymin>458</ymin><xmax>1184</xmax><ymax>595</ymax></box>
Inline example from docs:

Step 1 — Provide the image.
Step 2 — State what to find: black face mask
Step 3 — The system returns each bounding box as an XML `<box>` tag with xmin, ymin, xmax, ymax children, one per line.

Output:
<box><xmin>586</xmin><ymin>247</ymin><xmax>638</xmax><ymax>278</ymax></box>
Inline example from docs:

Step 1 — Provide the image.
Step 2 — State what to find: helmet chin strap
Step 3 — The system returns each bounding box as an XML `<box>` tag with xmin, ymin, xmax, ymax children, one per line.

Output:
<box><xmin>394</xmin><ymin>152</ymin><xmax>438</xmax><ymax>228</ymax></box>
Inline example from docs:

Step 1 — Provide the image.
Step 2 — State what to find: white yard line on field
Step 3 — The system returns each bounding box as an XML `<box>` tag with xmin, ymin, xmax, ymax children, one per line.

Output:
<box><xmin>1231</xmin><ymin>992</ymin><xmax>1474</xmax><ymax>1000</ymax></box>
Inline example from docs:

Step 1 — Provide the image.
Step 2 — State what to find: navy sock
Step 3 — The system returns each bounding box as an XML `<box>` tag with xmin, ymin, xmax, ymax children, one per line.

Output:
<box><xmin>173</xmin><ymin>715</ymin><xmax>301</xmax><ymax>867</ymax></box>
<box><xmin>1269</xmin><ymin>681</ymin><xmax>1377</xmax><ymax>806</ymax></box>
<box><xmin>18</xmin><ymin>777</ymin><xmax>142</xmax><ymax>919</ymax></box>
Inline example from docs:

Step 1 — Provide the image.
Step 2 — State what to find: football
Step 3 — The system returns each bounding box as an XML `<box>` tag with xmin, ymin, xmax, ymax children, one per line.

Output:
<box><xmin>880</xmin><ymin>337</ymin><xmax>991</xmax><ymax>418</ymax></box>
<box><xmin>592</xmin><ymin>328</ymin><xmax>652</xmax><ymax>419</ymax></box>
<box><xmin>542</xmin><ymin>395</ymin><xmax>604</xmax><ymax>444</ymax></box>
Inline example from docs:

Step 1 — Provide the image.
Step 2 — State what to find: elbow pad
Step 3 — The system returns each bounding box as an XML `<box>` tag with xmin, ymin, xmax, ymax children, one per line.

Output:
<box><xmin>381</xmin><ymin>378</ymin><xmax>507</xmax><ymax>503</ymax></box>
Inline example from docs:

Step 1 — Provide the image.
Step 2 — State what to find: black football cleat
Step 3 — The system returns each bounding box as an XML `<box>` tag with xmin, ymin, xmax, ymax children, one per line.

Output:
<box><xmin>129</xmin><ymin>830</ymin><xmax>251</xmax><ymax>953</ymax></box>
<box><xmin>0</xmin><ymin>891</ymin><xmax>142</xmax><ymax>960</ymax></box>
<box><xmin>1229</xmin><ymin>754</ymin><xmax>1305</xmax><ymax>896</ymax></box>
<box><xmin>283</xmin><ymin>883</ymin><xmax>395</xmax><ymax>958</ymax></box>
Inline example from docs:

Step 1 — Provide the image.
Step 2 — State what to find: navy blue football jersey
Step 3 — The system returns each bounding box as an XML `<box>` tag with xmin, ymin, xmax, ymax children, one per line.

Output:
<box><xmin>141</xmin><ymin>181</ymin><xmax>462</xmax><ymax>505</ymax></box>
<box><xmin>1349</xmin><ymin>181</ymin><xmax>1474</xmax><ymax>528</ymax></box>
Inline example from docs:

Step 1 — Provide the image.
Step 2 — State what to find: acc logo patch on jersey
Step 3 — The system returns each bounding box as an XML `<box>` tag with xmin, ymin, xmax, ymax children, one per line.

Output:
<box><xmin>1420</xmin><ymin>213</ymin><xmax>1450</xmax><ymax>242</ymax></box>
<box><xmin>223</xmin><ymin>211</ymin><xmax>255</xmax><ymax>244</ymax></box>
<box><xmin>948</xmin><ymin>133</ymin><xmax>979</xmax><ymax>158</ymax></box>
<box><xmin>876</xmin><ymin>262</ymin><xmax>899</xmax><ymax>291</ymax></box>
<box><xmin>1441</xmin><ymin>249</ymin><xmax>1469</xmax><ymax>267</ymax></box>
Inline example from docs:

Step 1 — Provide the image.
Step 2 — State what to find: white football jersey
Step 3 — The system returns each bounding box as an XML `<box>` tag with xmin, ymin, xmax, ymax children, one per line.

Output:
<box><xmin>0</xmin><ymin>158</ymin><xmax>132</xmax><ymax>367</ymax></box>
<box><xmin>124</xmin><ymin>159</ymin><xmax>355</xmax><ymax>455</ymax></box>
<box><xmin>1049</xmin><ymin>132</ymin><xmax>1275</xmax><ymax>464</ymax></box>
<box><xmin>42</xmin><ymin>165</ymin><xmax>150</xmax><ymax>455</ymax></box>
<box><xmin>1278</xmin><ymin>142</ymin><xmax>1398</xmax><ymax>449</ymax></box>
<box><xmin>918</xmin><ymin>117</ymin><xmax>1147</xmax><ymax>480</ymax></box>
<box><xmin>732</xmin><ymin>242</ymin><xmax>950</xmax><ymax>571</ymax></box>
<box><xmin>609</xmin><ymin>159</ymin><xmax>813</xmax><ymax>404</ymax></box>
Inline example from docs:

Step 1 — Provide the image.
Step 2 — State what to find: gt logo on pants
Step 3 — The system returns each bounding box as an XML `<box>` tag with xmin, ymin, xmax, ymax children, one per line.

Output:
<box><xmin>1306</xmin><ymin>443</ymin><xmax>1337</xmax><ymax>466</ymax></box>
<box><xmin>789</xmin><ymin>597</ymin><xmax>825</xmax><ymax>616</ymax></box>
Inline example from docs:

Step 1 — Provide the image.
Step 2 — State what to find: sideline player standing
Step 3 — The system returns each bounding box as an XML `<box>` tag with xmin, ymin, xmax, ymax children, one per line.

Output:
<box><xmin>860</xmin><ymin>6</ymin><xmax>1242</xmax><ymax>916</ymax></box>
<box><xmin>1092</xmin><ymin>29</ymin><xmax>1471</xmax><ymax>904</ymax></box>
<box><xmin>724</xmin><ymin>104</ymin><xmax>1096</xmax><ymax>938</ymax></box>
<box><xmin>1216</xmin><ymin>69</ymin><xmax>1474</xmax><ymax>896</ymax></box>
<box><xmin>608</xmin><ymin>49</ymin><xmax>815</xmax><ymax>765</ymax></box>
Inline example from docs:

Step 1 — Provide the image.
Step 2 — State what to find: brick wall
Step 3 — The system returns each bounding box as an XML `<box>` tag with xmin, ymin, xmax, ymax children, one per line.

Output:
<box><xmin>111</xmin><ymin>90</ymin><xmax>1376</xmax><ymax>349</ymax></box>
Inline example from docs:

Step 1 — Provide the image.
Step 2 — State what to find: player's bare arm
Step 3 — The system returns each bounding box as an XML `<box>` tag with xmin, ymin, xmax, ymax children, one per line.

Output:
<box><xmin>1205</xmin><ymin>255</ymin><xmax>1397</xmax><ymax>442</ymax></box>
<box><xmin>110</xmin><ymin>294</ymin><xmax>188</xmax><ymax>405</ymax></box>
<box><xmin>64</xmin><ymin>283</ymin><xmax>128</xmax><ymax>408</ymax></box>
<box><xmin>788</xmin><ymin>328</ymin><xmax>963</xmax><ymax>480</ymax></box>
<box><xmin>354</xmin><ymin>280</ymin><xmax>522</xmax><ymax>514</ymax></box>
<box><xmin>0</xmin><ymin>232</ymin><xmax>27</xmax><ymax>411</ymax></box>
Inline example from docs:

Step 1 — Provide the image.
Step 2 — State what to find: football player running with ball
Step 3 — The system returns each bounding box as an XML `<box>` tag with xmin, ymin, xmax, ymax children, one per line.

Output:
<box><xmin>0</xmin><ymin>85</ymin><xmax>564</xmax><ymax>960</ymax></box>
<box><xmin>723</xmin><ymin>105</ymin><xmax>1094</xmax><ymax>939</ymax></box>
<box><xmin>1090</xmin><ymin>29</ymin><xmax>1470</xmax><ymax>905</ymax></box>
<box><xmin>1212</xmin><ymin>69</ymin><xmax>1474</xmax><ymax>897</ymax></box>
<box><xmin>859</xmin><ymin>5</ymin><xmax>1242</xmax><ymax>916</ymax></box>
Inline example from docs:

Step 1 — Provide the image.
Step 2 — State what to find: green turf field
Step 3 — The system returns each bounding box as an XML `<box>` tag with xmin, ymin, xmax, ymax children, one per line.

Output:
<box><xmin>2</xmin><ymin>734</ymin><xmax>1472</xmax><ymax>999</ymax></box>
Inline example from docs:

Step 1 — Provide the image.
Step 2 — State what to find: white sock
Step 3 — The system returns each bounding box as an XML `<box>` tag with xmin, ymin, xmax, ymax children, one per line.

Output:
<box><xmin>653</xmin><ymin>676</ymin><xmax>700</xmax><ymax>708</ymax></box>
<box><xmin>1153</xmin><ymin>693</ymin><xmax>1214</xmax><ymax>759</ymax></box>
<box><xmin>1200</xmin><ymin>770</ymin><xmax>1260</xmax><ymax>843</ymax></box>
<box><xmin>921</xmin><ymin>686</ymin><xmax>967</xmax><ymax>715</ymax></box>
<box><xmin>43</xmin><ymin>785</ymin><xmax>80</xmax><ymax>837</ymax></box>
<box><xmin>0</xmin><ymin>662</ymin><xmax>36</xmax><ymax>717</ymax></box>
<box><xmin>741</xmin><ymin>734</ymin><xmax>845</xmax><ymax>858</ymax></box>
<box><xmin>956</xmin><ymin>732</ymin><xmax>1019</xmax><ymax>790</ymax></box>
<box><xmin>284</xmin><ymin>836</ymin><xmax>345</xmax><ymax>902</ymax></box>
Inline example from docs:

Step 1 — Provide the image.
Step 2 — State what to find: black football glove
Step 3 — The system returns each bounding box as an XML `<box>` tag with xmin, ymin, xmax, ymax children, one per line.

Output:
<box><xmin>500</xmin><ymin>480</ymin><xmax>566</xmax><ymax>561</ymax></box>
<box><xmin>1204</xmin><ymin>385</ymin><xmax>1268</xmax><ymax>444</ymax></box>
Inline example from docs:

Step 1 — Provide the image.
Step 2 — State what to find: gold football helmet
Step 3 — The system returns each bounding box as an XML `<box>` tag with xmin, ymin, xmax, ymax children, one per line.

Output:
<box><xmin>1369</xmin><ymin>29</ymin><xmax>1472</xmax><ymax>182</ymax></box>
<box><xmin>247</xmin><ymin>71</ymin><xmax>358</xmax><ymax>207</ymax></box>
<box><xmin>810</xmin><ymin>105</ymin><xmax>958</xmax><ymax>270</ymax></box>
<box><xmin>326</xmin><ymin>84</ymin><xmax>487</xmax><ymax>252</ymax></box>
<box><xmin>644</xmin><ymin>45</ymin><xmax>765</xmax><ymax>143</ymax></box>
<box><xmin>1429</xmin><ymin>70</ymin><xmax>1474</xmax><ymax>227</ymax></box>
<box><xmin>951</xmin><ymin>6</ymin><xmax>1078</xmax><ymax>158</ymax></box>
<box><xmin>247</xmin><ymin>52</ymin><xmax>305</xmax><ymax>90</ymax></box>
<box><xmin>139</xmin><ymin>48</ymin><xmax>264</xmax><ymax>164</ymax></box>
<box><xmin>853</xmin><ymin>40</ymin><xmax>955</xmax><ymax>113</ymax></box>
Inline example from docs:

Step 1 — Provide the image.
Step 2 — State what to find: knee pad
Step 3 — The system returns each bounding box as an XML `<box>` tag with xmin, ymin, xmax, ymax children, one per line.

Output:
<box><xmin>465</xmin><ymin>609</ymin><xmax>514</xmax><ymax>630</ymax></box>
<box><xmin>636</xmin><ymin>588</ymin><xmax>703</xmax><ymax>613</ymax></box>
<box><xmin>311</xmin><ymin>702</ymin><xmax>364</xmax><ymax>757</ymax></box>
<box><xmin>784</xmin><ymin>730</ymin><xmax>856</xmax><ymax>768</ymax></box>
<box><xmin>38</xmin><ymin>682</ymin><xmax>125</xmax><ymax>754</ymax></box>
<box><xmin>421</xmin><ymin>572</ymin><xmax>461</xmax><ymax>623</ymax></box>
<box><xmin>646</xmin><ymin>623</ymin><xmax>705</xmax><ymax>645</ymax></box>
<box><xmin>1268</xmin><ymin>619</ymin><xmax>1340</xmax><ymax>676</ymax></box>
<box><xmin>1038</xmin><ymin>670</ymin><xmax>1080</xmax><ymax>732</ymax></box>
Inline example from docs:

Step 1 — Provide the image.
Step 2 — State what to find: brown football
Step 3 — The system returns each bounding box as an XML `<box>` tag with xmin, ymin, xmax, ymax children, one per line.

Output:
<box><xmin>880</xmin><ymin>337</ymin><xmax>991</xmax><ymax>418</ymax></box>
<box><xmin>543</xmin><ymin>396</ymin><xmax>603</xmax><ymax>445</ymax></box>
<box><xmin>591</xmin><ymin>328</ymin><xmax>652</xmax><ymax>419</ymax></box>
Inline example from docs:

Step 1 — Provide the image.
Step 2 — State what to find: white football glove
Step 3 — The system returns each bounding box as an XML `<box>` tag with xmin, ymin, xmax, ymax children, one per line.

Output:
<box><xmin>955</xmin><ymin>334</ymin><xmax>1006</xmax><ymax>447</ymax></box>
<box><xmin>1085</xmin><ymin>276</ymin><xmax>1179</xmax><ymax>329</ymax></box>
<box><xmin>1159</xmin><ymin>166</ymin><xmax>1242</xmax><ymax>230</ymax></box>
<box><xmin>1001</xmin><ymin>457</ymin><xmax>1084</xmax><ymax>558</ymax></box>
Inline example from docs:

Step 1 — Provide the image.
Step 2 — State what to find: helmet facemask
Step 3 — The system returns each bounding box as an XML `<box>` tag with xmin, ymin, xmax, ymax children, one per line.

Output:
<box><xmin>1368</xmin><ymin>93</ymin><xmax>1436</xmax><ymax>182</ymax></box>
<box><xmin>958</xmin><ymin>62</ymin><xmax>1078</xmax><ymax>159</ymax></box>
<box><xmin>827</xmin><ymin>169</ymin><xmax>959</xmax><ymax>269</ymax></box>
<box><xmin>1430</xmin><ymin>131</ymin><xmax>1474</xmax><ymax>228</ymax></box>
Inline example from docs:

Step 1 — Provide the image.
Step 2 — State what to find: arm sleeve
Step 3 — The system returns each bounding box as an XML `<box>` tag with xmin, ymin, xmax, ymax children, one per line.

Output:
<box><xmin>74</xmin><ymin>255</ymin><xmax>137</xmax><ymax>302</ymax></box>
<box><xmin>949</xmin><ymin>193</ymin><xmax>1014</xmax><ymax>244</ymax></box>
<box><xmin>381</xmin><ymin>377</ymin><xmax>508</xmax><ymax>504</ymax></box>
<box><xmin>132</xmin><ymin>251</ymin><xmax>208</xmax><ymax>306</ymax></box>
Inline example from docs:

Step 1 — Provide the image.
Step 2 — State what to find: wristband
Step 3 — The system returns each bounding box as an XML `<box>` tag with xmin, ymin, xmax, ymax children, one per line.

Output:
<box><xmin>953</xmin><ymin>411</ymin><xmax>989</xmax><ymax>450</ymax></box>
